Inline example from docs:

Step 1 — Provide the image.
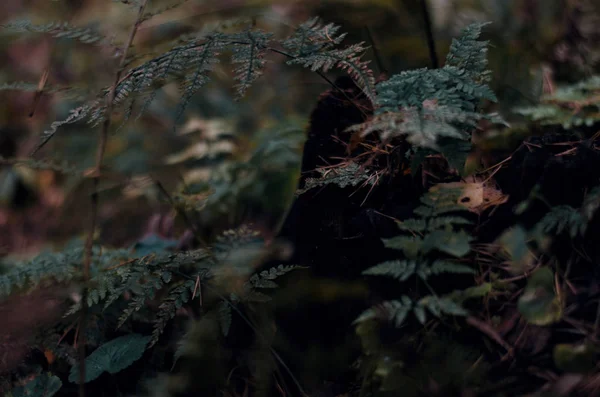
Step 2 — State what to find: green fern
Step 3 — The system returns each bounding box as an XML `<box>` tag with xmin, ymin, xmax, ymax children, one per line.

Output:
<box><xmin>230</xmin><ymin>30</ymin><xmax>272</xmax><ymax>98</ymax></box>
<box><xmin>282</xmin><ymin>17</ymin><xmax>376</xmax><ymax>103</ymax></box>
<box><xmin>24</xmin><ymin>17</ymin><xmax>375</xmax><ymax>148</ymax></box>
<box><xmin>151</xmin><ymin>279</ymin><xmax>196</xmax><ymax>346</ymax></box>
<box><xmin>0</xmin><ymin>246</ymin><xmax>131</xmax><ymax>298</ymax></box>
<box><xmin>515</xmin><ymin>75</ymin><xmax>600</xmax><ymax>128</ymax></box>
<box><xmin>357</xmin><ymin>188</ymin><xmax>475</xmax><ymax>328</ymax></box>
<box><xmin>348</xmin><ymin>22</ymin><xmax>501</xmax><ymax>172</ymax></box>
<box><xmin>1</xmin><ymin>19</ymin><xmax>113</xmax><ymax>46</ymax></box>
<box><xmin>535</xmin><ymin>186</ymin><xmax>600</xmax><ymax>238</ymax></box>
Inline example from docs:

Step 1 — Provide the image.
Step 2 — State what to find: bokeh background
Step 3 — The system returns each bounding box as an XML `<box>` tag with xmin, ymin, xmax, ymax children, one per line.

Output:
<box><xmin>0</xmin><ymin>0</ymin><xmax>598</xmax><ymax>256</ymax></box>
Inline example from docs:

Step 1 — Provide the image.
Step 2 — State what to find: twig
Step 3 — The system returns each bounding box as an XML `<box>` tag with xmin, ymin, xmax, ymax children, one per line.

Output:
<box><xmin>151</xmin><ymin>178</ymin><xmax>211</xmax><ymax>250</ymax></box>
<box><xmin>267</xmin><ymin>47</ymin><xmax>370</xmax><ymax>117</ymax></box>
<box><xmin>466</xmin><ymin>315</ymin><xmax>513</xmax><ymax>353</ymax></box>
<box><xmin>419</xmin><ymin>0</ymin><xmax>438</xmax><ymax>69</ymax></box>
<box><xmin>78</xmin><ymin>1</ymin><xmax>148</xmax><ymax>395</ymax></box>
<box><xmin>365</xmin><ymin>26</ymin><xmax>387</xmax><ymax>75</ymax></box>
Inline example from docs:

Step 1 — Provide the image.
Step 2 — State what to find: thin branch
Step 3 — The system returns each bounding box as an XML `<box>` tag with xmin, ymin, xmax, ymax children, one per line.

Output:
<box><xmin>267</xmin><ymin>46</ymin><xmax>369</xmax><ymax>117</ymax></box>
<box><xmin>77</xmin><ymin>1</ymin><xmax>148</xmax><ymax>395</ymax></box>
<box><xmin>365</xmin><ymin>26</ymin><xmax>387</xmax><ymax>75</ymax></box>
<box><xmin>152</xmin><ymin>177</ymin><xmax>211</xmax><ymax>250</ymax></box>
<box><xmin>419</xmin><ymin>0</ymin><xmax>439</xmax><ymax>69</ymax></box>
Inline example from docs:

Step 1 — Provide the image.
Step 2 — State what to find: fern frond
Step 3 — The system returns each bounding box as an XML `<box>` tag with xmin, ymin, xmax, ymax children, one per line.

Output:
<box><xmin>354</xmin><ymin>296</ymin><xmax>413</xmax><ymax>327</ymax></box>
<box><xmin>283</xmin><ymin>17</ymin><xmax>375</xmax><ymax>102</ymax></box>
<box><xmin>174</xmin><ymin>39</ymin><xmax>223</xmax><ymax>122</ymax></box>
<box><xmin>230</xmin><ymin>30</ymin><xmax>272</xmax><ymax>98</ymax></box>
<box><xmin>363</xmin><ymin>260</ymin><xmax>418</xmax><ymax>282</ymax></box>
<box><xmin>536</xmin><ymin>205</ymin><xmax>587</xmax><ymax>238</ymax></box>
<box><xmin>151</xmin><ymin>279</ymin><xmax>196</xmax><ymax>346</ymax></box>
<box><xmin>416</xmin><ymin>295</ymin><xmax>468</xmax><ymax>321</ymax></box>
<box><xmin>297</xmin><ymin>162</ymin><xmax>375</xmax><ymax>195</ymax></box>
<box><xmin>515</xmin><ymin>75</ymin><xmax>600</xmax><ymax>128</ymax></box>
<box><xmin>376</xmin><ymin>66</ymin><xmax>496</xmax><ymax>115</ymax></box>
<box><xmin>287</xmin><ymin>43</ymin><xmax>376</xmax><ymax>104</ymax></box>
<box><xmin>246</xmin><ymin>264</ymin><xmax>306</xmax><ymax>290</ymax></box>
<box><xmin>1</xmin><ymin>19</ymin><xmax>114</xmax><ymax>47</ymax></box>
<box><xmin>347</xmin><ymin>103</ymin><xmax>476</xmax><ymax>150</ymax></box>
<box><xmin>35</xmin><ymin>103</ymin><xmax>97</xmax><ymax>152</ymax></box>
<box><xmin>281</xmin><ymin>17</ymin><xmax>347</xmax><ymax>57</ymax></box>
<box><xmin>445</xmin><ymin>22</ymin><xmax>492</xmax><ymax>83</ymax></box>
<box><xmin>0</xmin><ymin>246</ymin><xmax>131</xmax><ymax>298</ymax></box>
<box><xmin>345</xmin><ymin>22</ymin><xmax>498</xmax><ymax>174</ymax></box>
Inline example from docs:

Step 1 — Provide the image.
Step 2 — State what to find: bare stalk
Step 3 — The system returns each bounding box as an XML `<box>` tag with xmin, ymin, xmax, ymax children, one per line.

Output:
<box><xmin>77</xmin><ymin>1</ymin><xmax>148</xmax><ymax>395</ymax></box>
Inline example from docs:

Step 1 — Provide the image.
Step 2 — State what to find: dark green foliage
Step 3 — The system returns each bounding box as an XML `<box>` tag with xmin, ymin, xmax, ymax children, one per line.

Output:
<box><xmin>0</xmin><ymin>20</ymin><xmax>113</xmax><ymax>46</ymax></box>
<box><xmin>24</xmin><ymin>16</ymin><xmax>375</xmax><ymax>150</ymax></box>
<box><xmin>10</xmin><ymin>371</ymin><xmax>62</xmax><ymax>397</ymax></box>
<box><xmin>3</xmin><ymin>3</ymin><xmax>600</xmax><ymax>396</ymax></box>
<box><xmin>0</xmin><ymin>246</ymin><xmax>131</xmax><ymax>298</ymax></box>
<box><xmin>348</xmin><ymin>22</ymin><xmax>503</xmax><ymax>173</ymax></box>
<box><xmin>356</xmin><ymin>187</ymin><xmax>475</xmax><ymax>328</ymax></box>
<box><xmin>535</xmin><ymin>185</ymin><xmax>600</xmax><ymax>238</ymax></box>
<box><xmin>282</xmin><ymin>17</ymin><xmax>376</xmax><ymax>103</ymax></box>
<box><xmin>68</xmin><ymin>333</ymin><xmax>151</xmax><ymax>383</ymax></box>
<box><xmin>515</xmin><ymin>75</ymin><xmax>600</xmax><ymax>128</ymax></box>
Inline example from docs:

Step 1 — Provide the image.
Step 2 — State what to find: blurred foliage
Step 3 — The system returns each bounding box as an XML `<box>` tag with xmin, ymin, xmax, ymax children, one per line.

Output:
<box><xmin>0</xmin><ymin>1</ymin><xmax>599</xmax><ymax>397</ymax></box>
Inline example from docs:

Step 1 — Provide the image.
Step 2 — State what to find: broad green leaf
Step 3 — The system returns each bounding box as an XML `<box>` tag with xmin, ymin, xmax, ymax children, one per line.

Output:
<box><xmin>498</xmin><ymin>226</ymin><xmax>535</xmax><ymax>272</ymax></box>
<box><xmin>69</xmin><ymin>334</ymin><xmax>151</xmax><ymax>383</ymax></box>
<box><xmin>553</xmin><ymin>343</ymin><xmax>597</xmax><ymax>373</ymax></box>
<box><xmin>518</xmin><ymin>268</ymin><xmax>563</xmax><ymax>326</ymax></box>
<box><xmin>423</xmin><ymin>229</ymin><xmax>473</xmax><ymax>257</ymax></box>
<box><xmin>11</xmin><ymin>372</ymin><xmax>62</xmax><ymax>397</ymax></box>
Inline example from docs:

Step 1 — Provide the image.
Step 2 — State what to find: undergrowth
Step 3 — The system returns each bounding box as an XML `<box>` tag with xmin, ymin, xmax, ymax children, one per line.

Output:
<box><xmin>1</xmin><ymin>1</ymin><xmax>600</xmax><ymax>397</ymax></box>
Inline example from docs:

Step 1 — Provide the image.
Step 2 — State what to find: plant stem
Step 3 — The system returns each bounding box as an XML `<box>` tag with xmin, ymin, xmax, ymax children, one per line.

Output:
<box><xmin>78</xmin><ymin>1</ymin><xmax>148</xmax><ymax>395</ymax></box>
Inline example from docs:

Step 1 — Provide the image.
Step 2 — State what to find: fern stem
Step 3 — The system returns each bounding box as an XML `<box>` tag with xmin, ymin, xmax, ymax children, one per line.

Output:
<box><xmin>78</xmin><ymin>1</ymin><xmax>149</xmax><ymax>396</ymax></box>
<box><xmin>266</xmin><ymin>46</ymin><xmax>369</xmax><ymax>117</ymax></box>
<box><xmin>171</xmin><ymin>269</ymin><xmax>308</xmax><ymax>397</ymax></box>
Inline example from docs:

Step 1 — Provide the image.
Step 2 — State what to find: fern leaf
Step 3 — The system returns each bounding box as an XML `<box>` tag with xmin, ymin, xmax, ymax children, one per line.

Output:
<box><xmin>1</xmin><ymin>19</ymin><xmax>114</xmax><ymax>47</ymax></box>
<box><xmin>282</xmin><ymin>17</ymin><xmax>347</xmax><ymax>57</ymax></box>
<box><xmin>362</xmin><ymin>260</ymin><xmax>417</xmax><ymax>282</ymax></box>
<box><xmin>247</xmin><ymin>264</ymin><xmax>305</xmax><ymax>289</ymax></box>
<box><xmin>230</xmin><ymin>30</ymin><xmax>272</xmax><ymax>98</ymax></box>
<box><xmin>35</xmin><ymin>103</ymin><xmax>97</xmax><ymax>152</ymax></box>
<box><xmin>536</xmin><ymin>205</ymin><xmax>587</xmax><ymax>238</ymax></box>
<box><xmin>515</xmin><ymin>75</ymin><xmax>600</xmax><ymax>128</ymax></box>
<box><xmin>287</xmin><ymin>43</ymin><xmax>376</xmax><ymax>104</ymax></box>
<box><xmin>151</xmin><ymin>279</ymin><xmax>196</xmax><ymax>346</ymax></box>
<box><xmin>355</xmin><ymin>297</ymin><xmax>412</xmax><ymax>327</ymax></box>
<box><xmin>445</xmin><ymin>22</ymin><xmax>492</xmax><ymax>83</ymax></box>
<box><xmin>417</xmin><ymin>295</ymin><xmax>468</xmax><ymax>319</ymax></box>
